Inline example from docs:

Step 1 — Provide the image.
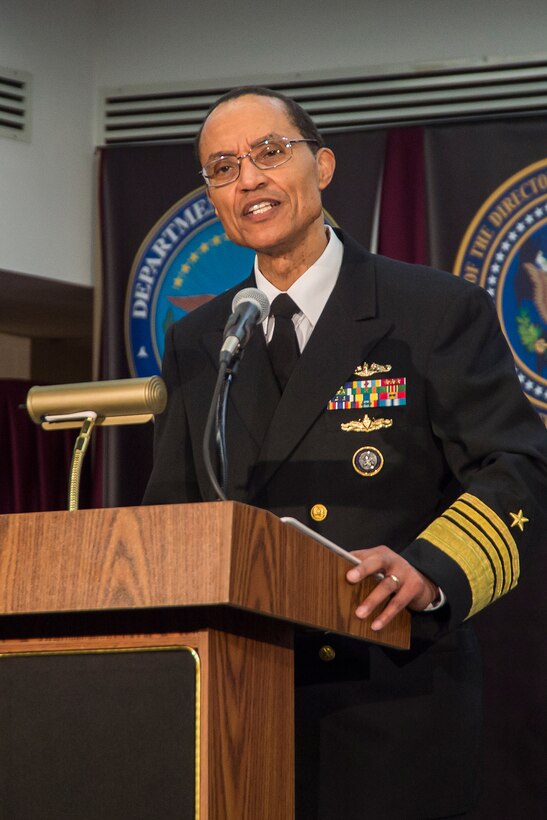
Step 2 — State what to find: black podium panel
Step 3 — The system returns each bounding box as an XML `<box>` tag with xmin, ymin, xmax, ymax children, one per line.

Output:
<box><xmin>0</xmin><ymin>647</ymin><xmax>198</xmax><ymax>820</ymax></box>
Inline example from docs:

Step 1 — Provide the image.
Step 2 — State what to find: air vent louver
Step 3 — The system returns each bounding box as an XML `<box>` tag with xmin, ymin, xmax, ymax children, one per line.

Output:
<box><xmin>0</xmin><ymin>67</ymin><xmax>31</xmax><ymax>142</ymax></box>
<box><xmin>100</xmin><ymin>58</ymin><xmax>547</xmax><ymax>144</ymax></box>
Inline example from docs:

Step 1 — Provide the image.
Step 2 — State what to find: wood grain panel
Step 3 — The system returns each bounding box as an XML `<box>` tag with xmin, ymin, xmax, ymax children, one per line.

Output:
<box><xmin>207</xmin><ymin>623</ymin><xmax>294</xmax><ymax>820</ymax></box>
<box><xmin>0</xmin><ymin>504</ymin><xmax>230</xmax><ymax>612</ymax></box>
<box><xmin>0</xmin><ymin>501</ymin><xmax>409</xmax><ymax>648</ymax></box>
<box><xmin>227</xmin><ymin>503</ymin><xmax>410</xmax><ymax>649</ymax></box>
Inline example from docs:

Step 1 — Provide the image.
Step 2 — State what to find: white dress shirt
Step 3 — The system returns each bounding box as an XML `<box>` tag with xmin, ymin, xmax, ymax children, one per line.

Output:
<box><xmin>254</xmin><ymin>225</ymin><xmax>344</xmax><ymax>351</ymax></box>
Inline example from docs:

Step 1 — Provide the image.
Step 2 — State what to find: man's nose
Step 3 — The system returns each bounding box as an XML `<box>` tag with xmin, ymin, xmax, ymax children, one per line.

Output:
<box><xmin>237</xmin><ymin>155</ymin><xmax>268</xmax><ymax>189</ymax></box>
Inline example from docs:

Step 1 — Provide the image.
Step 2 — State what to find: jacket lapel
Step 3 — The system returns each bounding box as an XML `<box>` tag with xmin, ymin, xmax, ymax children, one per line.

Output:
<box><xmin>249</xmin><ymin>239</ymin><xmax>393</xmax><ymax>497</ymax></box>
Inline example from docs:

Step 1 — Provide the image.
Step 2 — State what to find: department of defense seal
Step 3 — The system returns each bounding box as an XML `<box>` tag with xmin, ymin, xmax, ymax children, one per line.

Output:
<box><xmin>125</xmin><ymin>188</ymin><xmax>338</xmax><ymax>377</ymax></box>
<box><xmin>454</xmin><ymin>159</ymin><xmax>547</xmax><ymax>420</ymax></box>
<box><xmin>125</xmin><ymin>187</ymin><xmax>254</xmax><ymax>377</ymax></box>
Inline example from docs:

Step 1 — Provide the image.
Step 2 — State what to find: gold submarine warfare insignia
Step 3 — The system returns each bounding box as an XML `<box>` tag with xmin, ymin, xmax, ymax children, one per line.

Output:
<box><xmin>341</xmin><ymin>414</ymin><xmax>393</xmax><ymax>433</ymax></box>
<box><xmin>353</xmin><ymin>362</ymin><xmax>392</xmax><ymax>378</ymax></box>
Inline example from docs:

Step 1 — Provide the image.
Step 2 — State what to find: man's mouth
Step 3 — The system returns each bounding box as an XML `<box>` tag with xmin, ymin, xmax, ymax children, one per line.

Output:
<box><xmin>244</xmin><ymin>200</ymin><xmax>279</xmax><ymax>216</ymax></box>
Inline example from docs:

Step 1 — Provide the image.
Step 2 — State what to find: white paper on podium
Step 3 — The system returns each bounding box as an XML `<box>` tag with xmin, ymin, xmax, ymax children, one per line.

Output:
<box><xmin>280</xmin><ymin>516</ymin><xmax>361</xmax><ymax>566</ymax></box>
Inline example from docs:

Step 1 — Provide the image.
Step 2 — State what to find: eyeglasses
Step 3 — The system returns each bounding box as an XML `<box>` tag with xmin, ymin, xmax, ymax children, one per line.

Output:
<box><xmin>200</xmin><ymin>137</ymin><xmax>319</xmax><ymax>188</ymax></box>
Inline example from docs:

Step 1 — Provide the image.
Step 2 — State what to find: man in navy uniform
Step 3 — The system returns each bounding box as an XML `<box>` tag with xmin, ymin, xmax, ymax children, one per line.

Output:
<box><xmin>144</xmin><ymin>87</ymin><xmax>547</xmax><ymax>819</ymax></box>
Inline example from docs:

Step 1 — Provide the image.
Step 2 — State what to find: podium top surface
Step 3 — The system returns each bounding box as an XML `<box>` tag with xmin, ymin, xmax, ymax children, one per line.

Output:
<box><xmin>0</xmin><ymin>501</ymin><xmax>410</xmax><ymax>649</ymax></box>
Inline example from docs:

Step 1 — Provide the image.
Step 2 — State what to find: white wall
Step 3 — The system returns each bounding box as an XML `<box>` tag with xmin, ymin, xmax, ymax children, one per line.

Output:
<box><xmin>94</xmin><ymin>0</ymin><xmax>547</xmax><ymax>87</ymax></box>
<box><xmin>0</xmin><ymin>0</ymin><xmax>96</xmax><ymax>285</ymax></box>
<box><xmin>1</xmin><ymin>0</ymin><xmax>547</xmax><ymax>286</ymax></box>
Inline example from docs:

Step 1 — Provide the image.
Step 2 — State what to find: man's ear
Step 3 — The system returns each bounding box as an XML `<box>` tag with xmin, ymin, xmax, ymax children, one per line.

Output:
<box><xmin>317</xmin><ymin>147</ymin><xmax>336</xmax><ymax>191</ymax></box>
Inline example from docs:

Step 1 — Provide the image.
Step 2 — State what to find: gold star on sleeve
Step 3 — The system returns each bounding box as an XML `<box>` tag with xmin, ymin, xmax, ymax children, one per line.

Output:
<box><xmin>509</xmin><ymin>509</ymin><xmax>529</xmax><ymax>532</ymax></box>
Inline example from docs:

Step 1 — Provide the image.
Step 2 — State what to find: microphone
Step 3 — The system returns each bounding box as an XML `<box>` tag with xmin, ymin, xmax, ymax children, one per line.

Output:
<box><xmin>220</xmin><ymin>287</ymin><xmax>270</xmax><ymax>364</ymax></box>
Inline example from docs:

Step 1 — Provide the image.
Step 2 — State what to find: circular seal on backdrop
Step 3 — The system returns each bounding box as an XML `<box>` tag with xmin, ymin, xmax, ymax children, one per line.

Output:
<box><xmin>352</xmin><ymin>446</ymin><xmax>384</xmax><ymax>477</ymax></box>
<box><xmin>125</xmin><ymin>187</ymin><xmax>338</xmax><ymax>377</ymax></box>
<box><xmin>125</xmin><ymin>187</ymin><xmax>253</xmax><ymax>377</ymax></box>
<box><xmin>454</xmin><ymin>159</ymin><xmax>547</xmax><ymax>417</ymax></box>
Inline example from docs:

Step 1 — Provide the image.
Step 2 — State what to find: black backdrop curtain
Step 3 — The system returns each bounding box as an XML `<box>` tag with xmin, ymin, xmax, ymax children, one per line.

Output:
<box><xmin>423</xmin><ymin>117</ymin><xmax>547</xmax><ymax>818</ymax></box>
<box><xmin>426</xmin><ymin>115</ymin><xmax>547</xmax><ymax>271</ymax></box>
<box><xmin>376</xmin><ymin>118</ymin><xmax>547</xmax><ymax>819</ymax></box>
<box><xmin>1</xmin><ymin>114</ymin><xmax>546</xmax><ymax>817</ymax></box>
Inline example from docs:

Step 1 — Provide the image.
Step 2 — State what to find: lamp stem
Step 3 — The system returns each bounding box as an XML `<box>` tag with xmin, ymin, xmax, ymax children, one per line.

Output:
<box><xmin>68</xmin><ymin>415</ymin><xmax>96</xmax><ymax>511</ymax></box>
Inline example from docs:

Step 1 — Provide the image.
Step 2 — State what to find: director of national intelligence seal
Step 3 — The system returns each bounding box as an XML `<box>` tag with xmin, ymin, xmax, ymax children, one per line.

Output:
<box><xmin>125</xmin><ymin>187</ymin><xmax>337</xmax><ymax>377</ymax></box>
<box><xmin>454</xmin><ymin>158</ymin><xmax>547</xmax><ymax>421</ymax></box>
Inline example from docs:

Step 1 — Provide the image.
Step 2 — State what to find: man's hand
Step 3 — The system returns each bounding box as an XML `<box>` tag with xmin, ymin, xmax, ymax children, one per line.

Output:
<box><xmin>346</xmin><ymin>545</ymin><xmax>439</xmax><ymax>631</ymax></box>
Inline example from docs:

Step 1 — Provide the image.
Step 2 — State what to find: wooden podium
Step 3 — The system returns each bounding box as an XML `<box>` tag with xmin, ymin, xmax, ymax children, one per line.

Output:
<box><xmin>0</xmin><ymin>502</ymin><xmax>409</xmax><ymax>819</ymax></box>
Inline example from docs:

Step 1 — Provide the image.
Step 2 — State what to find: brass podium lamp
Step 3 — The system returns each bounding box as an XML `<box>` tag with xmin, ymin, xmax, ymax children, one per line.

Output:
<box><xmin>26</xmin><ymin>377</ymin><xmax>167</xmax><ymax>511</ymax></box>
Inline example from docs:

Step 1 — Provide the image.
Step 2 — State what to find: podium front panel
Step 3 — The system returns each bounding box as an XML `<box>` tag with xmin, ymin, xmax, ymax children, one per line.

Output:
<box><xmin>0</xmin><ymin>646</ymin><xmax>199</xmax><ymax>820</ymax></box>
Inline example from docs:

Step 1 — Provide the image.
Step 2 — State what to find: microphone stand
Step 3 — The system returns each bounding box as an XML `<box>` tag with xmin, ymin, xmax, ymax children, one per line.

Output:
<box><xmin>216</xmin><ymin>361</ymin><xmax>237</xmax><ymax>496</ymax></box>
<box><xmin>202</xmin><ymin>358</ymin><xmax>238</xmax><ymax>501</ymax></box>
<box><xmin>203</xmin><ymin>288</ymin><xmax>269</xmax><ymax>501</ymax></box>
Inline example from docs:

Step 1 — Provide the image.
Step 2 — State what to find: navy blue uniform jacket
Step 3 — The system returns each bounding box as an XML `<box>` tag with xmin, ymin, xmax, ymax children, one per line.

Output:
<box><xmin>144</xmin><ymin>231</ymin><xmax>547</xmax><ymax>819</ymax></box>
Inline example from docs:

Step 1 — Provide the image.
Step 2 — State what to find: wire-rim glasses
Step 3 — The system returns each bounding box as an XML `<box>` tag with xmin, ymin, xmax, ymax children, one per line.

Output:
<box><xmin>200</xmin><ymin>137</ymin><xmax>319</xmax><ymax>188</ymax></box>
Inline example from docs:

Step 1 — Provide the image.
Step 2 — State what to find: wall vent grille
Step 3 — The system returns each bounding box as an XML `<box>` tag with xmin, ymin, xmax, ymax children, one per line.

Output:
<box><xmin>100</xmin><ymin>56</ymin><xmax>547</xmax><ymax>145</ymax></box>
<box><xmin>0</xmin><ymin>67</ymin><xmax>32</xmax><ymax>142</ymax></box>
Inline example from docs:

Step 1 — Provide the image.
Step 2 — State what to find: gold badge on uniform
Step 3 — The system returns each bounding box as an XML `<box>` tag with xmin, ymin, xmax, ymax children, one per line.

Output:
<box><xmin>352</xmin><ymin>446</ymin><xmax>384</xmax><ymax>477</ymax></box>
<box><xmin>310</xmin><ymin>504</ymin><xmax>328</xmax><ymax>522</ymax></box>
<box><xmin>354</xmin><ymin>362</ymin><xmax>392</xmax><ymax>378</ymax></box>
<box><xmin>341</xmin><ymin>414</ymin><xmax>393</xmax><ymax>433</ymax></box>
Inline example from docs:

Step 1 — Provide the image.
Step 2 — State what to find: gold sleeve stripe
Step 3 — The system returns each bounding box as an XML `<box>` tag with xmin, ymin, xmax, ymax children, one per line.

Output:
<box><xmin>455</xmin><ymin>497</ymin><xmax>517</xmax><ymax>592</ymax></box>
<box><xmin>419</xmin><ymin>492</ymin><xmax>520</xmax><ymax>619</ymax></box>
<box><xmin>444</xmin><ymin>510</ymin><xmax>503</xmax><ymax>601</ymax></box>
<box><xmin>449</xmin><ymin>505</ymin><xmax>509</xmax><ymax>593</ymax></box>
<box><xmin>458</xmin><ymin>494</ymin><xmax>520</xmax><ymax>585</ymax></box>
<box><xmin>420</xmin><ymin>516</ymin><xmax>495</xmax><ymax>616</ymax></box>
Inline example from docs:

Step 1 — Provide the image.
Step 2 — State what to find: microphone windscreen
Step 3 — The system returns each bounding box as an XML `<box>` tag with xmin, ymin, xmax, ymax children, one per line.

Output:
<box><xmin>231</xmin><ymin>288</ymin><xmax>270</xmax><ymax>322</ymax></box>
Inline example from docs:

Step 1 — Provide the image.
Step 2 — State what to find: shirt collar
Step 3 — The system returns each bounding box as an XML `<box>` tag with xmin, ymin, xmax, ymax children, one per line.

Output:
<box><xmin>254</xmin><ymin>226</ymin><xmax>343</xmax><ymax>327</ymax></box>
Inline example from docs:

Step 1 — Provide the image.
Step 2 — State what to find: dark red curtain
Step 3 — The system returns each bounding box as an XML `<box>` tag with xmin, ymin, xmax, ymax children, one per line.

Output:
<box><xmin>0</xmin><ymin>379</ymin><xmax>99</xmax><ymax>514</ymax></box>
<box><xmin>378</xmin><ymin>126</ymin><xmax>428</xmax><ymax>264</ymax></box>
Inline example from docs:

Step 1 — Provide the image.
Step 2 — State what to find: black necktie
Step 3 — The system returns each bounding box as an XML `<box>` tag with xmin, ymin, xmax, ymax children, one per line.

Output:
<box><xmin>268</xmin><ymin>293</ymin><xmax>300</xmax><ymax>390</ymax></box>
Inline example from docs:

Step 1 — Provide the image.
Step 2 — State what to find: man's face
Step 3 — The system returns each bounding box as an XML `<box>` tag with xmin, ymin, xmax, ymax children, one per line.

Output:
<box><xmin>199</xmin><ymin>95</ymin><xmax>335</xmax><ymax>260</ymax></box>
